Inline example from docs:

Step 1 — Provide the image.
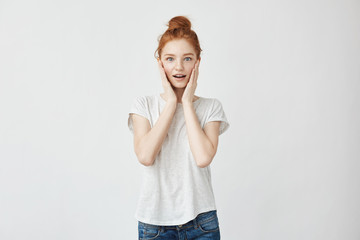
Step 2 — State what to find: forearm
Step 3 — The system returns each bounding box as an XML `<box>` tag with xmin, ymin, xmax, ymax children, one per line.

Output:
<box><xmin>138</xmin><ymin>101</ymin><xmax>177</xmax><ymax>166</ymax></box>
<box><xmin>183</xmin><ymin>101</ymin><xmax>215</xmax><ymax>168</ymax></box>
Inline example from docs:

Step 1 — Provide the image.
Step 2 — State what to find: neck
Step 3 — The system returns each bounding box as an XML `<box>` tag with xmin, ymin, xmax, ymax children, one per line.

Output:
<box><xmin>173</xmin><ymin>87</ymin><xmax>185</xmax><ymax>103</ymax></box>
<box><xmin>160</xmin><ymin>88</ymin><xmax>198</xmax><ymax>104</ymax></box>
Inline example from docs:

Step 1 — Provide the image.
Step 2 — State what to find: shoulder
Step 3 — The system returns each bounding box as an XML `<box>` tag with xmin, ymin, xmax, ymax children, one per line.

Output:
<box><xmin>198</xmin><ymin>96</ymin><xmax>223</xmax><ymax>108</ymax></box>
<box><xmin>131</xmin><ymin>94</ymin><xmax>158</xmax><ymax>105</ymax></box>
<box><xmin>132</xmin><ymin>95</ymin><xmax>151</xmax><ymax>102</ymax></box>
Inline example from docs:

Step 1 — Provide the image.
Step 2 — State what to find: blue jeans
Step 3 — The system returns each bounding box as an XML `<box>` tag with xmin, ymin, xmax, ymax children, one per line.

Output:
<box><xmin>138</xmin><ymin>210</ymin><xmax>220</xmax><ymax>240</ymax></box>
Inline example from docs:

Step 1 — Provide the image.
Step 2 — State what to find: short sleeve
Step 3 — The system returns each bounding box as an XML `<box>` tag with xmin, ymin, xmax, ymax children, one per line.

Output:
<box><xmin>128</xmin><ymin>96</ymin><xmax>150</xmax><ymax>134</ymax></box>
<box><xmin>205</xmin><ymin>98</ymin><xmax>230</xmax><ymax>136</ymax></box>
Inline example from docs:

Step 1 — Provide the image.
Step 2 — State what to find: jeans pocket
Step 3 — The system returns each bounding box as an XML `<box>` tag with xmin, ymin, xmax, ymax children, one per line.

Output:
<box><xmin>198</xmin><ymin>214</ymin><xmax>220</xmax><ymax>233</ymax></box>
<box><xmin>138</xmin><ymin>222</ymin><xmax>160</xmax><ymax>240</ymax></box>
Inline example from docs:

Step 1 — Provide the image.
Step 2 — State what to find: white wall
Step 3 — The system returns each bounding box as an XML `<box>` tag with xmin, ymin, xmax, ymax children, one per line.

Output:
<box><xmin>0</xmin><ymin>0</ymin><xmax>359</xmax><ymax>239</ymax></box>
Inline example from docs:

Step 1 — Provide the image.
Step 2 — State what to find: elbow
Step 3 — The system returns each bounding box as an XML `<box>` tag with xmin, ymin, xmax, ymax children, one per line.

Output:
<box><xmin>197</xmin><ymin>162</ymin><xmax>209</xmax><ymax>168</ymax></box>
<box><xmin>136</xmin><ymin>151</ymin><xmax>155</xmax><ymax>167</ymax></box>
<box><xmin>196</xmin><ymin>150</ymin><xmax>217</xmax><ymax>168</ymax></box>
<box><xmin>196</xmin><ymin>155</ymin><xmax>214</xmax><ymax>168</ymax></box>
<box><xmin>140</xmin><ymin>159</ymin><xmax>153</xmax><ymax>167</ymax></box>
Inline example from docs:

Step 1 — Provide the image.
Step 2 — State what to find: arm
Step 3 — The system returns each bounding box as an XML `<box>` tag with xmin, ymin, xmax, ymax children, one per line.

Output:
<box><xmin>182</xmin><ymin>101</ymin><xmax>221</xmax><ymax>168</ymax></box>
<box><xmin>131</xmin><ymin>100</ymin><xmax>177</xmax><ymax>166</ymax></box>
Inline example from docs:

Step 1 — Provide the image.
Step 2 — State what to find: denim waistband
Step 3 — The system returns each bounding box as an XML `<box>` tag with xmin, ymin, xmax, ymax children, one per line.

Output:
<box><xmin>138</xmin><ymin>210</ymin><xmax>217</xmax><ymax>230</ymax></box>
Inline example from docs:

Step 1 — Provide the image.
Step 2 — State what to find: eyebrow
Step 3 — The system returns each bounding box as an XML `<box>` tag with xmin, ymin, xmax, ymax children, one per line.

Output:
<box><xmin>164</xmin><ymin>53</ymin><xmax>195</xmax><ymax>57</ymax></box>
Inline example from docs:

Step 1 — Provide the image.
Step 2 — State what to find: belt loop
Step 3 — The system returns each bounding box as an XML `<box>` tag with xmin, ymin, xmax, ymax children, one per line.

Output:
<box><xmin>193</xmin><ymin>215</ymin><xmax>198</xmax><ymax>229</ymax></box>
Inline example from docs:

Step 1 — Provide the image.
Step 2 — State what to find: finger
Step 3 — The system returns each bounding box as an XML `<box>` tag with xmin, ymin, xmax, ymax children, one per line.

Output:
<box><xmin>159</xmin><ymin>59</ymin><xmax>164</xmax><ymax>68</ymax></box>
<box><xmin>189</xmin><ymin>68</ymin><xmax>195</xmax><ymax>84</ymax></box>
<box><xmin>195</xmin><ymin>65</ymin><xmax>199</xmax><ymax>82</ymax></box>
<box><xmin>196</xmin><ymin>60</ymin><xmax>200</xmax><ymax>78</ymax></box>
<box><xmin>193</xmin><ymin>60</ymin><xmax>199</xmax><ymax>72</ymax></box>
<box><xmin>157</xmin><ymin>59</ymin><xmax>162</xmax><ymax>70</ymax></box>
<box><xmin>157</xmin><ymin>59</ymin><xmax>164</xmax><ymax>70</ymax></box>
<box><xmin>194</xmin><ymin>59</ymin><xmax>199</xmax><ymax>68</ymax></box>
<box><xmin>157</xmin><ymin>58</ymin><xmax>165</xmax><ymax>69</ymax></box>
<box><xmin>157</xmin><ymin>60</ymin><xmax>167</xmax><ymax>81</ymax></box>
<box><xmin>192</xmin><ymin>64</ymin><xmax>198</xmax><ymax>84</ymax></box>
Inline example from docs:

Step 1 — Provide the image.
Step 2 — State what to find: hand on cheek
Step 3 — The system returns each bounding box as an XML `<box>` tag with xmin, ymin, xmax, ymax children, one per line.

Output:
<box><xmin>157</xmin><ymin>58</ymin><xmax>177</xmax><ymax>102</ymax></box>
<box><xmin>182</xmin><ymin>59</ymin><xmax>200</xmax><ymax>104</ymax></box>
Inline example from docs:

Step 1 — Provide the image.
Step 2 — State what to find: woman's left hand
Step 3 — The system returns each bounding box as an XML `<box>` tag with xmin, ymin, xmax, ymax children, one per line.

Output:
<box><xmin>182</xmin><ymin>59</ymin><xmax>200</xmax><ymax>104</ymax></box>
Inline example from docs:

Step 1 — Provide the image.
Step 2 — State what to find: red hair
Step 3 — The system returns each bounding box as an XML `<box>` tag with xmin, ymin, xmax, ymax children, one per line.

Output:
<box><xmin>154</xmin><ymin>16</ymin><xmax>202</xmax><ymax>60</ymax></box>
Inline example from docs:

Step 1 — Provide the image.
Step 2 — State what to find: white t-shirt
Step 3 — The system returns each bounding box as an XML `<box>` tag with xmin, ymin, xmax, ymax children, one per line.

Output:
<box><xmin>128</xmin><ymin>93</ymin><xmax>229</xmax><ymax>226</ymax></box>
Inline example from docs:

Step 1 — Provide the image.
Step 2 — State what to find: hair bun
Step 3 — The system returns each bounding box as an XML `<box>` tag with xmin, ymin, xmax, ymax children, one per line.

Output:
<box><xmin>167</xmin><ymin>16</ymin><xmax>191</xmax><ymax>31</ymax></box>
<box><xmin>155</xmin><ymin>15</ymin><xmax>202</xmax><ymax>60</ymax></box>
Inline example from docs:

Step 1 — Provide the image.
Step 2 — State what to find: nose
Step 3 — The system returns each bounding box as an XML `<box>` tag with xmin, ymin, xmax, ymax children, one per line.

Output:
<box><xmin>175</xmin><ymin>60</ymin><xmax>184</xmax><ymax>71</ymax></box>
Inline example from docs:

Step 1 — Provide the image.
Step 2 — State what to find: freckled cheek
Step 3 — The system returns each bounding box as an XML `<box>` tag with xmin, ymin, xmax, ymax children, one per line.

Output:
<box><xmin>163</xmin><ymin>66</ymin><xmax>173</xmax><ymax>78</ymax></box>
<box><xmin>185</xmin><ymin>68</ymin><xmax>193</xmax><ymax>77</ymax></box>
<box><xmin>186</xmin><ymin>63</ymin><xmax>195</xmax><ymax>72</ymax></box>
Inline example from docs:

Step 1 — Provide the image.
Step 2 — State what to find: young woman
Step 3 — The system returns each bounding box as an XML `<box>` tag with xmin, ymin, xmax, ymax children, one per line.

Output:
<box><xmin>128</xmin><ymin>16</ymin><xmax>229</xmax><ymax>240</ymax></box>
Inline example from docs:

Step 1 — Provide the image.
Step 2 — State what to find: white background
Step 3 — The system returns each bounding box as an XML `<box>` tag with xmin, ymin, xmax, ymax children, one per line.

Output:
<box><xmin>0</xmin><ymin>0</ymin><xmax>359</xmax><ymax>239</ymax></box>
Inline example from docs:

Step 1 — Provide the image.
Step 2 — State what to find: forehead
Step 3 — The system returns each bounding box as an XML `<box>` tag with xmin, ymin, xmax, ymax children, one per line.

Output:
<box><xmin>162</xmin><ymin>39</ymin><xmax>196</xmax><ymax>55</ymax></box>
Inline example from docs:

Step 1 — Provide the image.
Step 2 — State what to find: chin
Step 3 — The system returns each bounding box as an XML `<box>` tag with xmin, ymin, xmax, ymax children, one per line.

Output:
<box><xmin>170</xmin><ymin>79</ymin><xmax>189</xmax><ymax>88</ymax></box>
<box><xmin>172</xmin><ymin>83</ymin><xmax>188</xmax><ymax>89</ymax></box>
<box><xmin>171</xmin><ymin>84</ymin><xmax>186</xmax><ymax>89</ymax></box>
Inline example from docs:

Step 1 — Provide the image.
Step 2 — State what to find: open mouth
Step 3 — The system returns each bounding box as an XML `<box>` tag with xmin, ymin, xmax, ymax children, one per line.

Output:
<box><xmin>173</xmin><ymin>74</ymin><xmax>186</xmax><ymax>80</ymax></box>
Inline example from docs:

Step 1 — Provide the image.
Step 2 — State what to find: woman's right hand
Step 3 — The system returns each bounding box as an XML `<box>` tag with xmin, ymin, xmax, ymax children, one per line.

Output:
<box><xmin>157</xmin><ymin>58</ymin><xmax>177</xmax><ymax>103</ymax></box>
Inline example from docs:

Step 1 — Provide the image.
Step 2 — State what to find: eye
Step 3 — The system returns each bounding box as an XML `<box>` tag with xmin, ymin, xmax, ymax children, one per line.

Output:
<box><xmin>185</xmin><ymin>57</ymin><xmax>192</xmax><ymax>61</ymax></box>
<box><xmin>166</xmin><ymin>57</ymin><xmax>174</xmax><ymax>61</ymax></box>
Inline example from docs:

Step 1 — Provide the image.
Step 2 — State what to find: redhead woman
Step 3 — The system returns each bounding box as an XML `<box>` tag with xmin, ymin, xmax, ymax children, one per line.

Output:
<box><xmin>128</xmin><ymin>16</ymin><xmax>229</xmax><ymax>240</ymax></box>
